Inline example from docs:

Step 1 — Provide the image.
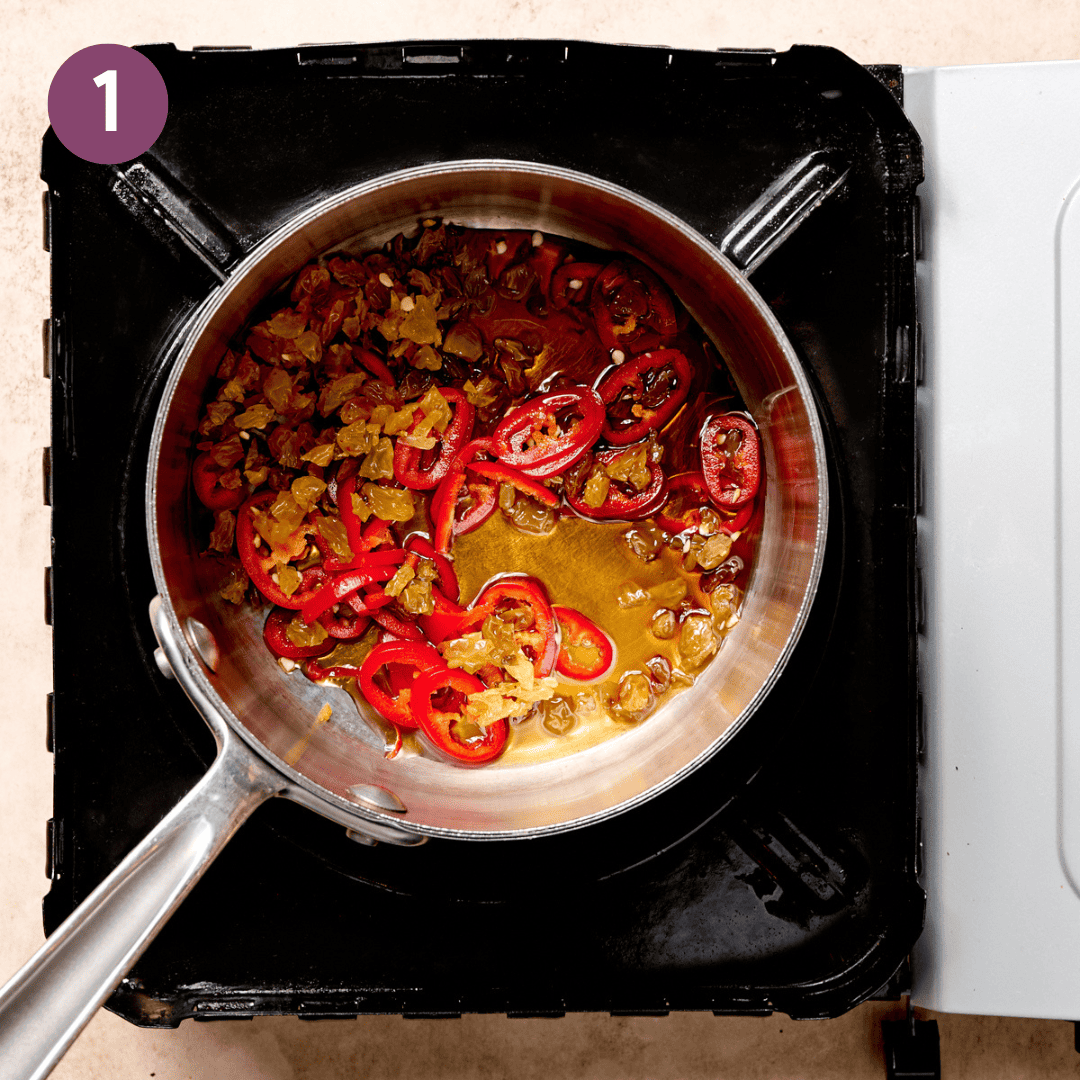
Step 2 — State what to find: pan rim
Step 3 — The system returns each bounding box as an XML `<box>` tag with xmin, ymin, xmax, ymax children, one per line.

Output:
<box><xmin>146</xmin><ymin>157</ymin><xmax>829</xmax><ymax>841</ymax></box>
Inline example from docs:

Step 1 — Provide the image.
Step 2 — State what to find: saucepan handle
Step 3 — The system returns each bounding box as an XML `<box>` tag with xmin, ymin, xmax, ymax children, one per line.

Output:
<box><xmin>0</xmin><ymin>728</ymin><xmax>282</xmax><ymax>1080</ymax></box>
<box><xmin>718</xmin><ymin>149</ymin><xmax>849</xmax><ymax>276</ymax></box>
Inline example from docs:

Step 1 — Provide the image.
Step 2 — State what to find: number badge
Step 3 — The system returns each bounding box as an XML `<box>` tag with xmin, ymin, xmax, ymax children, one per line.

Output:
<box><xmin>48</xmin><ymin>44</ymin><xmax>168</xmax><ymax>164</ymax></box>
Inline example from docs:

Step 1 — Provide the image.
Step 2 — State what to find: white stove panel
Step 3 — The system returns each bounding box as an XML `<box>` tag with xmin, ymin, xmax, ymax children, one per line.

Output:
<box><xmin>905</xmin><ymin>59</ymin><xmax>1080</xmax><ymax>1020</ymax></box>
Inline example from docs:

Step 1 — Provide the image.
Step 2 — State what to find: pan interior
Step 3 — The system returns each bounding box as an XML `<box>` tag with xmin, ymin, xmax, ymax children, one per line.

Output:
<box><xmin>149</xmin><ymin>162</ymin><xmax>826</xmax><ymax>838</ymax></box>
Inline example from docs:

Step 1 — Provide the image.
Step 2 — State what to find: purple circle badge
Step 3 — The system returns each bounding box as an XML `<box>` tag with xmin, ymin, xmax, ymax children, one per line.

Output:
<box><xmin>48</xmin><ymin>44</ymin><xmax>168</xmax><ymax>165</ymax></box>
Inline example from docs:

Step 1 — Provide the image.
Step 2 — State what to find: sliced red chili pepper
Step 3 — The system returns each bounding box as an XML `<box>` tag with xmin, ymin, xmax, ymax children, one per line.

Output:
<box><xmin>358</xmin><ymin>640</ymin><xmax>448</xmax><ymax>727</ymax></box>
<box><xmin>552</xmin><ymin>606</ymin><xmax>615</xmax><ymax>681</ymax></box>
<box><xmin>326</xmin><ymin>458</ymin><xmax>359</xmax><ymax>510</ymax></box>
<box><xmin>656</xmin><ymin>471</ymin><xmax>710</xmax><ymax>534</ymax></box>
<box><xmin>466</xmin><ymin>462</ymin><xmax>559</xmax><ymax>508</ymax></box>
<box><xmin>591</xmin><ymin>260</ymin><xmax>677</xmax><ymax>354</ymax></box>
<box><xmin>485</xmin><ymin>231</ymin><xmax>532</xmax><ymax>281</ymax></box>
<box><xmin>428</xmin><ymin>436</ymin><xmax>495</xmax><ymax>544</ymax></box>
<box><xmin>354</xmin><ymin>347</ymin><xmax>396</xmax><ymax>384</ymax></box>
<box><xmin>490</xmin><ymin>386</ymin><xmax>604</xmax><ymax>476</ymax></box>
<box><xmin>455</xmin><ymin>436</ymin><xmax>494</xmax><ymax>465</ymax></box>
<box><xmin>432</xmin><ymin>465</ymin><xmax>498</xmax><ymax>555</ymax></box>
<box><xmin>456</xmin><ymin>577</ymin><xmax>558</xmax><ymax>678</ymax></box>
<box><xmin>299</xmin><ymin>564</ymin><xmax>402</xmax><ymax>624</ymax></box>
<box><xmin>360</xmin><ymin>516</ymin><xmax>397</xmax><ymax>552</ymax></box>
<box><xmin>431</xmin><ymin>469</ymin><xmax>463</xmax><ymax>554</ymax></box>
<box><xmin>526</xmin><ymin>239</ymin><xmax>567</xmax><ymax>296</ymax></box>
<box><xmin>192</xmin><ymin>451</ymin><xmax>245</xmax><ymax>511</ymax></box>
<box><xmin>303</xmin><ymin>655</ymin><xmax>357</xmax><ymax>682</ymax></box>
<box><xmin>700</xmin><ymin>413</ymin><xmax>762</xmax><ymax>509</ymax></box>
<box><xmin>346</xmin><ymin>588</ymin><xmax>392</xmax><ymax>616</ymax></box>
<box><xmin>411</xmin><ymin>667</ymin><xmax>508</xmax><ymax>765</ymax></box>
<box><xmin>336</xmin><ymin>475</ymin><xmax>367</xmax><ymax>556</ymax></box>
<box><xmin>564</xmin><ymin>447</ymin><xmax>668</xmax><ymax>522</ymax></box>
<box><xmin>417</xmin><ymin>586</ymin><xmax>468</xmax><ymax>646</ymax></box>
<box><xmin>405</xmin><ymin>535</ymin><xmax>460</xmax><ymax>604</ymax></box>
<box><xmin>236</xmin><ymin>493</ymin><xmax>327</xmax><ymax>610</ymax></box>
<box><xmin>597</xmin><ymin>349</ymin><xmax>693</xmax><ymax>446</ymax></box>
<box><xmin>328</xmin><ymin>547</ymin><xmax>408</xmax><ymax>576</ymax></box>
<box><xmin>367</xmin><ymin>594</ymin><xmax>426</xmax><ymax>641</ymax></box>
<box><xmin>454</xmin><ymin>477</ymin><xmax>499</xmax><ymax>535</ymax></box>
<box><xmin>718</xmin><ymin>499</ymin><xmax>756</xmax><ymax>536</ymax></box>
<box><xmin>337</xmin><ymin>474</ymin><xmax>400</xmax><ymax>560</ymax></box>
<box><xmin>656</xmin><ymin>471</ymin><xmax>755</xmax><ymax>536</ymax></box>
<box><xmin>318</xmin><ymin>607</ymin><xmax>372</xmax><ymax>640</ymax></box>
<box><xmin>393</xmin><ymin>388</ymin><xmax>475</xmax><ymax>491</ymax></box>
<box><xmin>549</xmin><ymin>261</ymin><xmax>603</xmax><ymax>309</ymax></box>
<box><xmin>263</xmin><ymin>607</ymin><xmax>334</xmax><ymax>660</ymax></box>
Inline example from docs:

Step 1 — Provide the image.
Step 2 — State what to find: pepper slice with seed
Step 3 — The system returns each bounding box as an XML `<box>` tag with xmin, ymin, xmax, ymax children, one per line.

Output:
<box><xmin>411</xmin><ymin>667</ymin><xmax>508</xmax><ymax>765</ymax></box>
<box><xmin>700</xmin><ymin>413</ymin><xmax>761</xmax><ymax>509</ymax></box>
<box><xmin>490</xmin><ymin>386</ymin><xmax>604</xmax><ymax>477</ymax></box>
<box><xmin>393</xmin><ymin>387</ymin><xmax>475</xmax><ymax>490</ymax></box>
<box><xmin>553</xmin><ymin>606</ymin><xmax>614</xmax><ymax>681</ymax></box>
<box><xmin>454</xmin><ymin>577</ymin><xmax>559</xmax><ymax>679</ymax></box>
<box><xmin>597</xmin><ymin>348</ymin><xmax>693</xmax><ymax>446</ymax></box>
<box><xmin>565</xmin><ymin>446</ymin><xmax>668</xmax><ymax>522</ymax></box>
<box><xmin>590</xmin><ymin>260</ymin><xmax>677</xmax><ymax>354</ymax></box>
<box><xmin>358</xmin><ymin>640</ymin><xmax>449</xmax><ymax>727</ymax></box>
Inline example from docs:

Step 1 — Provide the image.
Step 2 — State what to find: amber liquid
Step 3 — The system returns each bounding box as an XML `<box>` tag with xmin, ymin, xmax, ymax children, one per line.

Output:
<box><xmin>446</xmin><ymin>511</ymin><xmax>717</xmax><ymax>765</ymax></box>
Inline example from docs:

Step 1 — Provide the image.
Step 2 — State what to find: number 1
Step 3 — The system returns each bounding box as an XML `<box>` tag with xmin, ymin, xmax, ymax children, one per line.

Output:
<box><xmin>93</xmin><ymin>69</ymin><xmax>117</xmax><ymax>132</ymax></box>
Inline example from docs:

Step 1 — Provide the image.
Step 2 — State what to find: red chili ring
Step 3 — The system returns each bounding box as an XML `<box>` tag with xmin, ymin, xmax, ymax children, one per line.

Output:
<box><xmin>410</xmin><ymin>667</ymin><xmax>508</xmax><ymax>765</ymax></box>
<box><xmin>358</xmin><ymin>639</ymin><xmax>449</xmax><ymax>727</ymax></box>
<box><xmin>393</xmin><ymin>387</ymin><xmax>475</xmax><ymax>491</ymax></box>
<box><xmin>490</xmin><ymin>386</ymin><xmax>604</xmax><ymax>476</ymax></box>
<box><xmin>700</xmin><ymin>412</ymin><xmax>762</xmax><ymax>509</ymax></box>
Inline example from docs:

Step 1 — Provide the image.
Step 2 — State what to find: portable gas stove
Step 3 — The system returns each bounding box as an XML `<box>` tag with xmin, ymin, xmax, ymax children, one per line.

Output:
<box><xmin>41</xmin><ymin>41</ymin><xmax>923</xmax><ymax>1026</ymax></box>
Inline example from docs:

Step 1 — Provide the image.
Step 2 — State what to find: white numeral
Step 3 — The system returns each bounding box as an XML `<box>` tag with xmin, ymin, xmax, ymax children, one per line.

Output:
<box><xmin>93</xmin><ymin>69</ymin><xmax>117</xmax><ymax>132</ymax></box>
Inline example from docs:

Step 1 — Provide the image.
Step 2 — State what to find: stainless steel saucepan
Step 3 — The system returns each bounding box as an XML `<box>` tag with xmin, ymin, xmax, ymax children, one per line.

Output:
<box><xmin>0</xmin><ymin>157</ymin><xmax>833</xmax><ymax>1080</ymax></box>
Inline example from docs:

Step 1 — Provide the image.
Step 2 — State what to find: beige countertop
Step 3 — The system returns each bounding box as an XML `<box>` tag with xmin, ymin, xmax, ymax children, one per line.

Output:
<box><xmin>3</xmin><ymin>2</ymin><xmax>1079</xmax><ymax>1077</ymax></box>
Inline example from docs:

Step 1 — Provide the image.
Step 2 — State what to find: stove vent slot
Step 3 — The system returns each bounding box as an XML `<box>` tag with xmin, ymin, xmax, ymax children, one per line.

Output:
<box><xmin>45</xmin><ymin>817</ymin><xmax>62</xmax><ymax>880</ymax></box>
<box><xmin>42</xmin><ymin>318</ymin><xmax>54</xmax><ymax>379</ymax></box>
<box><xmin>711</xmin><ymin>49</ymin><xmax>777</xmax><ymax>65</ymax></box>
<box><xmin>403</xmin><ymin>47</ymin><xmax>461</xmax><ymax>66</ymax></box>
<box><xmin>893</xmin><ymin>324</ymin><xmax>914</xmax><ymax>384</ymax></box>
<box><xmin>41</xmin><ymin>447</ymin><xmax>52</xmax><ymax>507</ymax></box>
<box><xmin>41</xmin><ymin>190</ymin><xmax>52</xmax><ymax>252</ymax></box>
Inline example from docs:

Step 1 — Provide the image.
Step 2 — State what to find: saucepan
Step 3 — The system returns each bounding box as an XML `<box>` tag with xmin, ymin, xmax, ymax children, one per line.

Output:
<box><xmin>0</xmin><ymin>157</ymin><xmax>834</xmax><ymax>1080</ymax></box>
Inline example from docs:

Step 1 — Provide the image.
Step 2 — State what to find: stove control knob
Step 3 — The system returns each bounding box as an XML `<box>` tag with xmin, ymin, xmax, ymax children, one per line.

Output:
<box><xmin>153</xmin><ymin>647</ymin><xmax>175</xmax><ymax>680</ymax></box>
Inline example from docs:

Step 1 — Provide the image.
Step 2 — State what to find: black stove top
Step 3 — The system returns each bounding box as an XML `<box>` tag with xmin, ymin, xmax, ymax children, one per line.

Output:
<box><xmin>42</xmin><ymin>39</ymin><xmax>923</xmax><ymax>1023</ymax></box>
